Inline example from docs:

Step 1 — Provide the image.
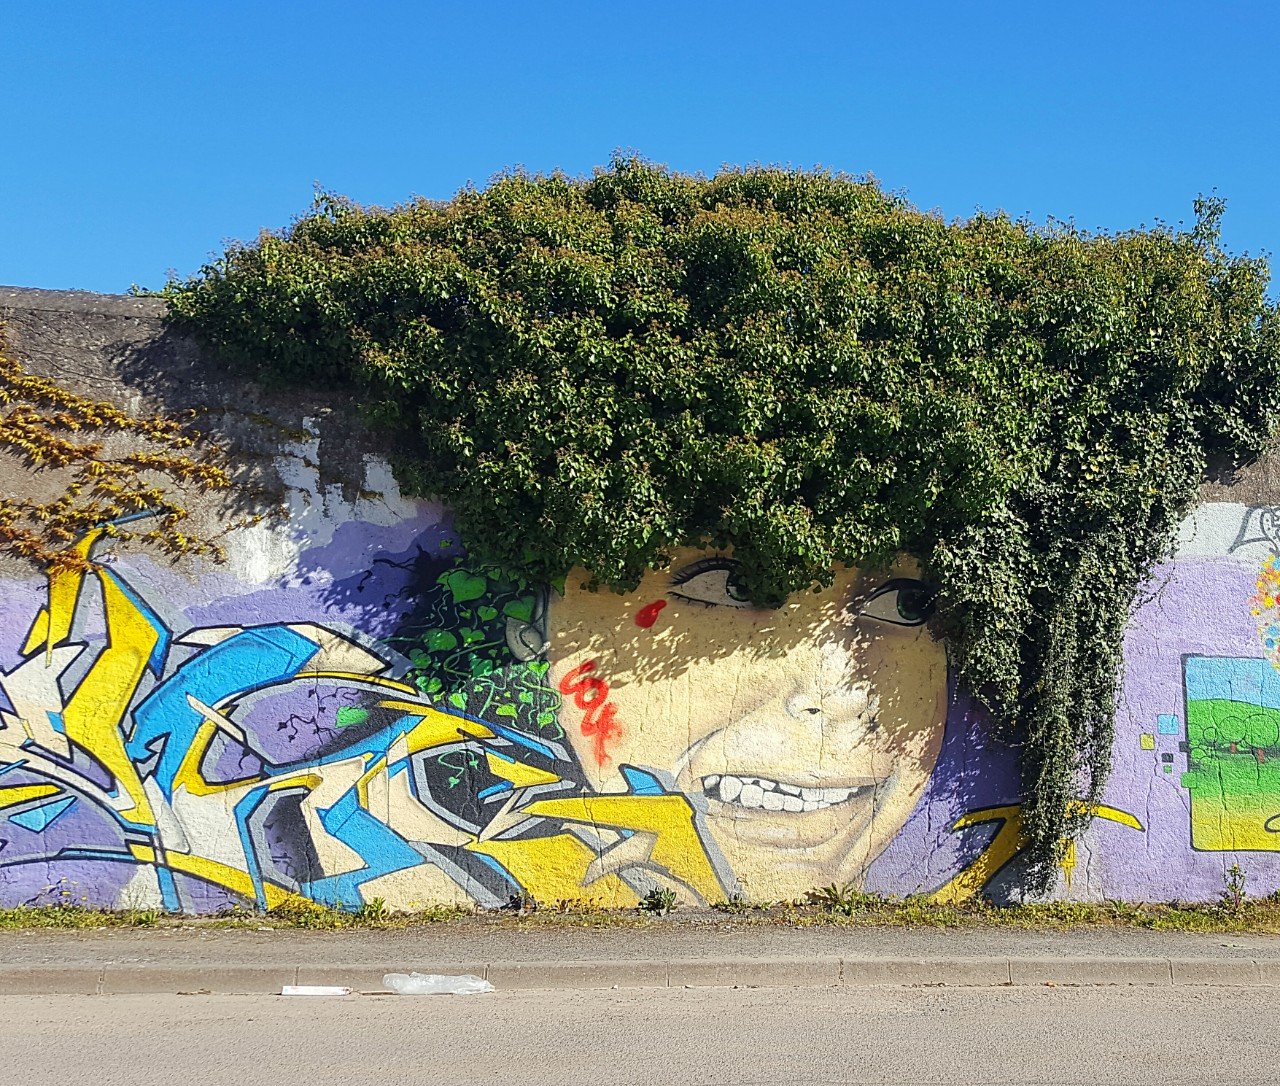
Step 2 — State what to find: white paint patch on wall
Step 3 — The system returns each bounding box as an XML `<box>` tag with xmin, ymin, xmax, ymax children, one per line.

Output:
<box><xmin>1173</xmin><ymin>503</ymin><xmax>1280</xmax><ymax>561</ymax></box>
<box><xmin>219</xmin><ymin>418</ymin><xmax>421</xmax><ymax>585</ymax></box>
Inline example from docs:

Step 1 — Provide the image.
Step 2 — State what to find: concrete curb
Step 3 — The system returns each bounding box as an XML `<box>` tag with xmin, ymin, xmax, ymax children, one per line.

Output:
<box><xmin>4</xmin><ymin>956</ymin><xmax>1280</xmax><ymax>995</ymax></box>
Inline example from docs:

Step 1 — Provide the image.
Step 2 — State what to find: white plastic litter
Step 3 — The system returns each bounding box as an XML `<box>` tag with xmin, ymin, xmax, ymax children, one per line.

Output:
<box><xmin>382</xmin><ymin>972</ymin><xmax>494</xmax><ymax>996</ymax></box>
<box><xmin>281</xmin><ymin>985</ymin><xmax>352</xmax><ymax>997</ymax></box>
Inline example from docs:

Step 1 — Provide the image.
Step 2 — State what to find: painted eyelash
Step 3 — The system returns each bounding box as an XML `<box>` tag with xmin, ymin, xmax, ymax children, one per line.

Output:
<box><xmin>669</xmin><ymin>556</ymin><xmax>740</xmax><ymax>587</ymax></box>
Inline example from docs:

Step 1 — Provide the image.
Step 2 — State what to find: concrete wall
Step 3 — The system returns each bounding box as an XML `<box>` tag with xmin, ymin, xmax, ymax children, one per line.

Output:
<box><xmin>2</xmin><ymin>286</ymin><xmax>1279</xmax><ymax>910</ymax></box>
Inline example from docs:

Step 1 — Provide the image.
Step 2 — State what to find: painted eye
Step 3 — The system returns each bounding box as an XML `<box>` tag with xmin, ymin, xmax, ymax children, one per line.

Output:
<box><xmin>859</xmin><ymin>578</ymin><xmax>937</xmax><ymax>627</ymax></box>
<box><xmin>669</xmin><ymin>558</ymin><xmax>753</xmax><ymax>608</ymax></box>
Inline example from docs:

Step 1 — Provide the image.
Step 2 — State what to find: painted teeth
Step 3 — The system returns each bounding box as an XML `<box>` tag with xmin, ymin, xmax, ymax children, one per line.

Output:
<box><xmin>701</xmin><ymin>774</ymin><xmax>870</xmax><ymax>811</ymax></box>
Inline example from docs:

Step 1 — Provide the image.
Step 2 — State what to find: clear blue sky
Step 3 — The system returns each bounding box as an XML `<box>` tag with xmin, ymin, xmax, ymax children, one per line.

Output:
<box><xmin>3</xmin><ymin>1</ymin><xmax>1277</xmax><ymax>295</ymax></box>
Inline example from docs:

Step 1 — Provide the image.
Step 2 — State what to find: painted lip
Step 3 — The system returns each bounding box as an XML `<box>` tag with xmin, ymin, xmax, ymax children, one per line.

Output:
<box><xmin>698</xmin><ymin>772</ymin><xmax>883</xmax><ymax>814</ymax></box>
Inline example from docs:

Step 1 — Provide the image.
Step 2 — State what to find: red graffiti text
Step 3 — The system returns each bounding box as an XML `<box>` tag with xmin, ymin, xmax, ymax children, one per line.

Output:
<box><xmin>557</xmin><ymin>660</ymin><xmax>622</xmax><ymax>765</ymax></box>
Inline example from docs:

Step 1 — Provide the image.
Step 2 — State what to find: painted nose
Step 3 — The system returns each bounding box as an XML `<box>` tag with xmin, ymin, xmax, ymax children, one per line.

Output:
<box><xmin>784</xmin><ymin>693</ymin><xmax>825</xmax><ymax>720</ymax></box>
<box><xmin>785</xmin><ymin>680</ymin><xmax>878</xmax><ymax>729</ymax></box>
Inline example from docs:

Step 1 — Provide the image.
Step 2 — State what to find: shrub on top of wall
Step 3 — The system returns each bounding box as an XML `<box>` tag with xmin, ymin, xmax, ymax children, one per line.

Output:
<box><xmin>163</xmin><ymin>157</ymin><xmax>1280</xmax><ymax>890</ymax></box>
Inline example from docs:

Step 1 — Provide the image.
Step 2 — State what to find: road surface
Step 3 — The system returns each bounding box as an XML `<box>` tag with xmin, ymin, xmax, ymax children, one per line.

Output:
<box><xmin>3</xmin><ymin>984</ymin><xmax>1276</xmax><ymax>1085</ymax></box>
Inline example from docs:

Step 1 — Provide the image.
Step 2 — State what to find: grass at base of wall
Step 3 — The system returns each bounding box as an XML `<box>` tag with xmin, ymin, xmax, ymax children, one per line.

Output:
<box><xmin>5</xmin><ymin>893</ymin><xmax>1280</xmax><ymax>933</ymax></box>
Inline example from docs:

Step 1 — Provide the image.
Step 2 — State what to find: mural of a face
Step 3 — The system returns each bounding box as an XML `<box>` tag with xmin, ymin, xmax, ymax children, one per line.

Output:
<box><xmin>549</xmin><ymin>549</ymin><xmax>949</xmax><ymax>900</ymax></box>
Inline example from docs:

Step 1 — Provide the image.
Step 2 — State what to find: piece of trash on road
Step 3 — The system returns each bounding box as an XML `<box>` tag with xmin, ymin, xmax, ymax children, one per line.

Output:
<box><xmin>383</xmin><ymin>972</ymin><xmax>494</xmax><ymax>995</ymax></box>
<box><xmin>281</xmin><ymin>985</ymin><xmax>353</xmax><ymax>997</ymax></box>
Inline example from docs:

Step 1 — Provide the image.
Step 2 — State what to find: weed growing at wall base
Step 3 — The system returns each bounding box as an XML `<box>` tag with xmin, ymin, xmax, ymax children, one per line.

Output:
<box><xmin>638</xmin><ymin>887</ymin><xmax>679</xmax><ymax>915</ymax></box>
<box><xmin>164</xmin><ymin>158</ymin><xmax>1280</xmax><ymax>889</ymax></box>
<box><xmin>8</xmin><ymin>895</ymin><xmax>1280</xmax><ymax>934</ymax></box>
<box><xmin>805</xmin><ymin>882</ymin><xmax>881</xmax><ymax>916</ymax></box>
<box><xmin>1222</xmin><ymin>863</ymin><xmax>1249</xmax><ymax>914</ymax></box>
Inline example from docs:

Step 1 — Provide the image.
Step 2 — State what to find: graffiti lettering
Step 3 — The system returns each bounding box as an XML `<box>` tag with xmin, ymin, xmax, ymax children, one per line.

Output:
<box><xmin>557</xmin><ymin>660</ymin><xmax>623</xmax><ymax>765</ymax></box>
<box><xmin>929</xmin><ymin>803</ymin><xmax>1143</xmax><ymax>905</ymax></box>
<box><xmin>0</xmin><ymin>527</ymin><xmax>727</xmax><ymax>912</ymax></box>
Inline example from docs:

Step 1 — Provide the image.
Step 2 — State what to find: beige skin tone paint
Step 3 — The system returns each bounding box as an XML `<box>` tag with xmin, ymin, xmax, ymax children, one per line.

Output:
<box><xmin>548</xmin><ymin>548</ymin><xmax>949</xmax><ymax>901</ymax></box>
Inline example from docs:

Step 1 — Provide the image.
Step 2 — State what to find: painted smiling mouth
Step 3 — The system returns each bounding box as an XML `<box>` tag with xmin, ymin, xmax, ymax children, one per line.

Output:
<box><xmin>700</xmin><ymin>773</ymin><xmax>878</xmax><ymax>812</ymax></box>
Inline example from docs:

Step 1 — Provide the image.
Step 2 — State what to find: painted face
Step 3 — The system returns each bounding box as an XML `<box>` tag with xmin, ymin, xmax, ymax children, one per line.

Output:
<box><xmin>548</xmin><ymin>549</ymin><xmax>948</xmax><ymax>901</ymax></box>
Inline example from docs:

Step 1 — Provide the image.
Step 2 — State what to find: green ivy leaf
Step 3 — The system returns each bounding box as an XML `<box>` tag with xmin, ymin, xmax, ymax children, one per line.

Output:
<box><xmin>424</xmin><ymin>629</ymin><xmax>458</xmax><ymax>652</ymax></box>
<box><xmin>502</xmin><ymin>599</ymin><xmax>534</xmax><ymax>623</ymax></box>
<box><xmin>335</xmin><ymin>706</ymin><xmax>369</xmax><ymax>728</ymax></box>
<box><xmin>443</xmin><ymin>570</ymin><xmax>487</xmax><ymax>603</ymax></box>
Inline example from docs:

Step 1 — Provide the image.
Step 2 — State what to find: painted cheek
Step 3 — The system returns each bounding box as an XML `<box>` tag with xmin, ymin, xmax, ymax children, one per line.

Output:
<box><xmin>635</xmin><ymin>599</ymin><xmax>667</xmax><ymax>629</ymax></box>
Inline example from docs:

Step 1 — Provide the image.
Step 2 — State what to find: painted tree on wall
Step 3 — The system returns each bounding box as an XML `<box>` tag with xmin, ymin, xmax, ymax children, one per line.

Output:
<box><xmin>163</xmin><ymin>158</ymin><xmax>1280</xmax><ymax>889</ymax></box>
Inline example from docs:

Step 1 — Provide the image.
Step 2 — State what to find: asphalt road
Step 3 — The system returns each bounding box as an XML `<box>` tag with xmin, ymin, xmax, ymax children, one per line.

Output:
<box><xmin>3</xmin><ymin>985</ymin><xmax>1276</xmax><ymax>1086</ymax></box>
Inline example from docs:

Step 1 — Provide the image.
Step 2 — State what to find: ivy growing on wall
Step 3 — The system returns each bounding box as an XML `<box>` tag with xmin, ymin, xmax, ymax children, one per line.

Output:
<box><xmin>0</xmin><ymin>331</ymin><xmax>237</xmax><ymax>572</ymax></box>
<box><xmin>164</xmin><ymin>158</ymin><xmax>1280</xmax><ymax>889</ymax></box>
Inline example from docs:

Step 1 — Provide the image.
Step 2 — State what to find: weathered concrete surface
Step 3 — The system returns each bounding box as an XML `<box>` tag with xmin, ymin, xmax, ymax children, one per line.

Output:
<box><xmin>4</xmin><ymin>986</ymin><xmax>1279</xmax><ymax>1085</ymax></box>
<box><xmin>9</xmin><ymin>919</ymin><xmax>1280</xmax><ymax>965</ymax></box>
<box><xmin>4</xmin><ymin>924</ymin><xmax>1280</xmax><ymax>994</ymax></box>
<box><xmin>0</xmin><ymin>285</ymin><xmax>392</xmax><ymax>580</ymax></box>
